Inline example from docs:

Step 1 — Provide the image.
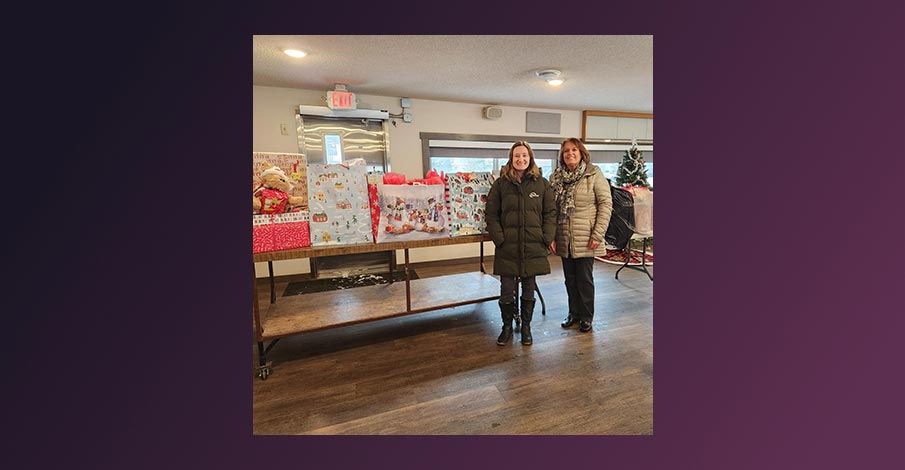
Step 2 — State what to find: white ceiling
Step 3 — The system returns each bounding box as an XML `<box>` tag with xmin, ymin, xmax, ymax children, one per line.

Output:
<box><xmin>253</xmin><ymin>35</ymin><xmax>653</xmax><ymax>113</ymax></box>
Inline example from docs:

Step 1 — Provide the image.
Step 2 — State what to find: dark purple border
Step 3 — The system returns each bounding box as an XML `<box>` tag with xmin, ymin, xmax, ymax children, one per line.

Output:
<box><xmin>6</xmin><ymin>2</ymin><xmax>903</xmax><ymax>469</ymax></box>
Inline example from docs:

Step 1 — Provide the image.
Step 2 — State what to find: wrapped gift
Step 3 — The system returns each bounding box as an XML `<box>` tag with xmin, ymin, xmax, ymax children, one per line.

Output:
<box><xmin>252</xmin><ymin>211</ymin><xmax>310</xmax><ymax>253</ymax></box>
<box><xmin>272</xmin><ymin>211</ymin><xmax>311</xmax><ymax>250</ymax></box>
<box><xmin>375</xmin><ymin>184</ymin><xmax>448</xmax><ymax>242</ymax></box>
<box><xmin>252</xmin><ymin>214</ymin><xmax>275</xmax><ymax>254</ymax></box>
<box><xmin>447</xmin><ymin>172</ymin><xmax>495</xmax><ymax>236</ymax></box>
<box><xmin>307</xmin><ymin>163</ymin><xmax>374</xmax><ymax>246</ymax></box>
<box><xmin>253</xmin><ymin>152</ymin><xmax>308</xmax><ymax>211</ymax></box>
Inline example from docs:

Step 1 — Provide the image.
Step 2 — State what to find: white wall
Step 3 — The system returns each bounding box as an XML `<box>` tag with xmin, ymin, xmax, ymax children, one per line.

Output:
<box><xmin>253</xmin><ymin>85</ymin><xmax>582</xmax><ymax>277</ymax></box>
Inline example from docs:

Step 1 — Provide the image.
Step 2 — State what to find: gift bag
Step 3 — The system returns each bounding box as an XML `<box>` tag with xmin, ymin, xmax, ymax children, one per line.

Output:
<box><xmin>628</xmin><ymin>186</ymin><xmax>653</xmax><ymax>237</ymax></box>
<box><xmin>446</xmin><ymin>172</ymin><xmax>495</xmax><ymax>236</ymax></box>
<box><xmin>306</xmin><ymin>163</ymin><xmax>374</xmax><ymax>246</ymax></box>
<box><xmin>366</xmin><ymin>173</ymin><xmax>383</xmax><ymax>242</ymax></box>
<box><xmin>375</xmin><ymin>184</ymin><xmax>448</xmax><ymax>242</ymax></box>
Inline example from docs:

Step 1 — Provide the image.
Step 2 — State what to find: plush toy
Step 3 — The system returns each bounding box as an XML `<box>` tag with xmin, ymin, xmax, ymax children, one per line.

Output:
<box><xmin>253</xmin><ymin>162</ymin><xmax>304</xmax><ymax>214</ymax></box>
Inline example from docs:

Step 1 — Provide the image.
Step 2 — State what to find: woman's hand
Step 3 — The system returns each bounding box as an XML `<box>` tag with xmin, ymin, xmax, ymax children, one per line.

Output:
<box><xmin>549</xmin><ymin>241</ymin><xmax>556</xmax><ymax>253</ymax></box>
<box><xmin>587</xmin><ymin>239</ymin><xmax>601</xmax><ymax>250</ymax></box>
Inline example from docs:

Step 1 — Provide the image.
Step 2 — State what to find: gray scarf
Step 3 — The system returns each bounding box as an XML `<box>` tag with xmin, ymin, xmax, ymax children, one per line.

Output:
<box><xmin>550</xmin><ymin>160</ymin><xmax>587</xmax><ymax>223</ymax></box>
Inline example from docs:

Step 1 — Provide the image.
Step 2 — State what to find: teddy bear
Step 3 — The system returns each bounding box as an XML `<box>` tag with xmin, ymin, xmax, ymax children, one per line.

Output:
<box><xmin>253</xmin><ymin>162</ymin><xmax>305</xmax><ymax>214</ymax></box>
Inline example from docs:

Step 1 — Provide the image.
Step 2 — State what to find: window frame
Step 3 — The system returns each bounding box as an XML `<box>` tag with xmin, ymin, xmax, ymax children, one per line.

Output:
<box><xmin>421</xmin><ymin>132</ymin><xmax>653</xmax><ymax>179</ymax></box>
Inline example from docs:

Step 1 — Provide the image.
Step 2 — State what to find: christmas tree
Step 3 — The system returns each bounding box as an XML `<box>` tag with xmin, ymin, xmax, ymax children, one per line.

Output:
<box><xmin>614</xmin><ymin>140</ymin><xmax>650</xmax><ymax>188</ymax></box>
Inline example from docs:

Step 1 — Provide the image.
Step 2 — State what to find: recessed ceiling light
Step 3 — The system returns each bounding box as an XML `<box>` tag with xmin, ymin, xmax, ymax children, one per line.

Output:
<box><xmin>535</xmin><ymin>69</ymin><xmax>564</xmax><ymax>87</ymax></box>
<box><xmin>283</xmin><ymin>49</ymin><xmax>307</xmax><ymax>58</ymax></box>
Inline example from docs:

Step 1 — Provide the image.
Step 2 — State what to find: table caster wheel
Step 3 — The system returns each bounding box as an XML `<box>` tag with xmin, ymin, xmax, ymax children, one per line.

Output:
<box><xmin>255</xmin><ymin>361</ymin><xmax>273</xmax><ymax>380</ymax></box>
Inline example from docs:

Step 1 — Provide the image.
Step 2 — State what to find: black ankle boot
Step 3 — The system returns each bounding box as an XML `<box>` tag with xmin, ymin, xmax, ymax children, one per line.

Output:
<box><xmin>561</xmin><ymin>314</ymin><xmax>577</xmax><ymax>328</ymax></box>
<box><xmin>497</xmin><ymin>300</ymin><xmax>516</xmax><ymax>345</ymax></box>
<box><xmin>520</xmin><ymin>298</ymin><xmax>535</xmax><ymax>345</ymax></box>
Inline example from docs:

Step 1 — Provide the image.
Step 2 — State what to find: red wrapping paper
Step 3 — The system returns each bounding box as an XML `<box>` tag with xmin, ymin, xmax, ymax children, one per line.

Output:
<box><xmin>252</xmin><ymin>211</ymin><xmax>310</xmax><ymax>253</ymax></box>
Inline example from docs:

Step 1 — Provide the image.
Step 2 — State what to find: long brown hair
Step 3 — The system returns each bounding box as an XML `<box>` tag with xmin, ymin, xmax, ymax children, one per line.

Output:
<box><xmin>558</xmin><ymin>137</ymin><xmax>590</xmax><ymax>167</ymax></box>
<box><xmin>501</xmin><ymin>141</ymin><xmax>541</xmax><ymax>182</ymax></box>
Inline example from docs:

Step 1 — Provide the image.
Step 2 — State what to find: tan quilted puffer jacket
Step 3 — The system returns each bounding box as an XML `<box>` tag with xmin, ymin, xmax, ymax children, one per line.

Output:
<box><xmin>553</xmin><ymin>165</ymin><xmax>613</xmax><ymax>258</ymax></box>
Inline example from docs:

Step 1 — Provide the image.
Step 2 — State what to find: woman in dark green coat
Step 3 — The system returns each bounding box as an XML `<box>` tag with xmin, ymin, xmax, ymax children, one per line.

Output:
<box><xmin>485</xmin><ymin>141</ymin><xmax>557</xmax><ymax>345</ymax></box>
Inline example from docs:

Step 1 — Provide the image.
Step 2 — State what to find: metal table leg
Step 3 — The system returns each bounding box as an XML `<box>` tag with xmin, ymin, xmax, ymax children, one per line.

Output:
<box><xmin>256</xmin><ymin>338</ymin><xmax>281</xmax><ymax>380</ymax></box>
<box><xmin>615</xmin><ymin>237</ymin><xmax>653</xmax><ymax>281</ymax></box>
<box><xmin>268</xmin><ymin>261</ymin><xmax>276</xmax><ymax>303</ymax></box>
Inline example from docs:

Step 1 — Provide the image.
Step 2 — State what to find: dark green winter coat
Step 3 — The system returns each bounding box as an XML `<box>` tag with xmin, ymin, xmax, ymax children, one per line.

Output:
<box><xmin>485</xmin><ymin>171</ymin><xmax>557</xmax><ymax>278</ymax></box>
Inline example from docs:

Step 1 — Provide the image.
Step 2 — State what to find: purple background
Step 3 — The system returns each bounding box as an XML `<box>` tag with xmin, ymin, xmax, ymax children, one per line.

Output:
<box><xmin>4</xmin><ymin>1</ymin><xmax>903</xmax><ymax>469</ymax></box>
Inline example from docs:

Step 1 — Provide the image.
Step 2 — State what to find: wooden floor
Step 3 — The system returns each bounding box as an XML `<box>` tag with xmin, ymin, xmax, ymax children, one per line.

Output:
<box><xmin>253</xmin><ymin>255</ymin><xmax>653</xmax><ymax>435</ymax></box>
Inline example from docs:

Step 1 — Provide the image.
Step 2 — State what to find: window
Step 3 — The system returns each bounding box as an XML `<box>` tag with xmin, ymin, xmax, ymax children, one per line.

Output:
<box><xmin>535</xmin><ymin>159</ymin><xmax>554</xmax><ymax>177</ymax></box>
<box><xmin>430</xmin><ymin>157</ymin><xmax>554</xmax><ymax>177</ymax></box>
<box><xmin>595</xmin><ymin>162</ymin><xmax>653</xmax><ymax>188</ymax></box>
<box><xmin>425</xmin><ymin>136</ymin><xmax>562</xmax><ymax>178</ymax></box>
<box><xmin>323</xmin><ymin>134</ymin><xmax>343</xmax><ymax>164</ymax></box>
<box><xmin>429</xmin><ymin>157</ymin><xmax>497</xmax><ymax>175</ymax></box>
<box><xmin>422</xmin><ymin>134</ymin><xmax>651</xmax><ymax>186</ymax></box>
<box><xmin>594</xmin><ymin>163</ymin><xmax>620</xmax><ymax>182</ymax></box>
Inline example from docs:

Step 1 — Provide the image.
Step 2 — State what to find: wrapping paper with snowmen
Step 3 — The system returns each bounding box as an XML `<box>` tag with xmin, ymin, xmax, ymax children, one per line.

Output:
<box><xmin>306</xmin><ymin>163</ymin><xmax>374</xmax><ymax>246</ymax></box>
<box><xmin>446</xmin><ymin>172</ymin><xmax>495</xmax><ymax>236</ymax></box>
<box><xmin>375</xmin><ymin>184</ymin><xmax>448</xmax><ymax>242</ymax></box>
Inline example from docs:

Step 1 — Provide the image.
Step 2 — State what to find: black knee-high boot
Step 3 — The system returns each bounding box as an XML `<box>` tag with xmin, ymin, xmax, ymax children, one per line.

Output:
<box><xmin>497</xmin><ymin>300</ymin><xmax>517</xmax><ymax>345</ymax></box>
<box><xmin>520</xmin><ymin>298</ymin><xmax>535</xmax><ymax>345</ymax></box>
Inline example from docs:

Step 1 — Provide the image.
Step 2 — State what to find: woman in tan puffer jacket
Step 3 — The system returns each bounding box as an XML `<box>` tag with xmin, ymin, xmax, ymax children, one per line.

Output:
<box><xmin>550</xmin><ymin>138</ymin><xmax>613</xmax><ymax>332</ymax></box>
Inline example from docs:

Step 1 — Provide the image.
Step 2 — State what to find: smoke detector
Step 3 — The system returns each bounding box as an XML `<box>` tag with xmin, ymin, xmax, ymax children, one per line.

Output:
<box><xmin>535</xmin><ymin>69</ymin><xmax>564</xmax><ymax>86</ymax></box>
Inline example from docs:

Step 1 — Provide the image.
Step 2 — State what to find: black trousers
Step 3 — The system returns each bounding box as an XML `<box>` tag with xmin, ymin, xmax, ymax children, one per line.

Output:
<box><xmin>561</xmin><ymin>256</ymin><xmax>595</xmax><ymax>322</ymax></box>
<box><xmin>500</xmin><ymin>276</ymin><xmax>536</xmax><ymax>304</ymax></box>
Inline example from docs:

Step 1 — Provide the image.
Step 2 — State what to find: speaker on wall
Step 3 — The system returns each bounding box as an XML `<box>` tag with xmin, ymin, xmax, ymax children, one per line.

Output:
<box><xmin>483</xmin><ymin>106</ymin><xmax>503</xmax><ymax>120</ymax></box>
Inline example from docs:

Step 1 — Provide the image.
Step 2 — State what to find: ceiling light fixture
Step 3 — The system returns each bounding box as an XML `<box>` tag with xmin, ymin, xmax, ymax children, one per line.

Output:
<box><xmin>283</xmin><ymin>49</ymin><xmax>307</xmax><ymax>58</ymax></box>
<box><xmin>535</xmin><ymin>69</ymin><xmax>564</xmax><ymax>86</ymax></box>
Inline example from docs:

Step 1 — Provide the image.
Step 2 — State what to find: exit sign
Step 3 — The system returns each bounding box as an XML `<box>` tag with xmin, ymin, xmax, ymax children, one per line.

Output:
<box><xmin>327</xmin><ymin>91</ymin><xmax>357</xmax><ymax>110</ymax></box>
